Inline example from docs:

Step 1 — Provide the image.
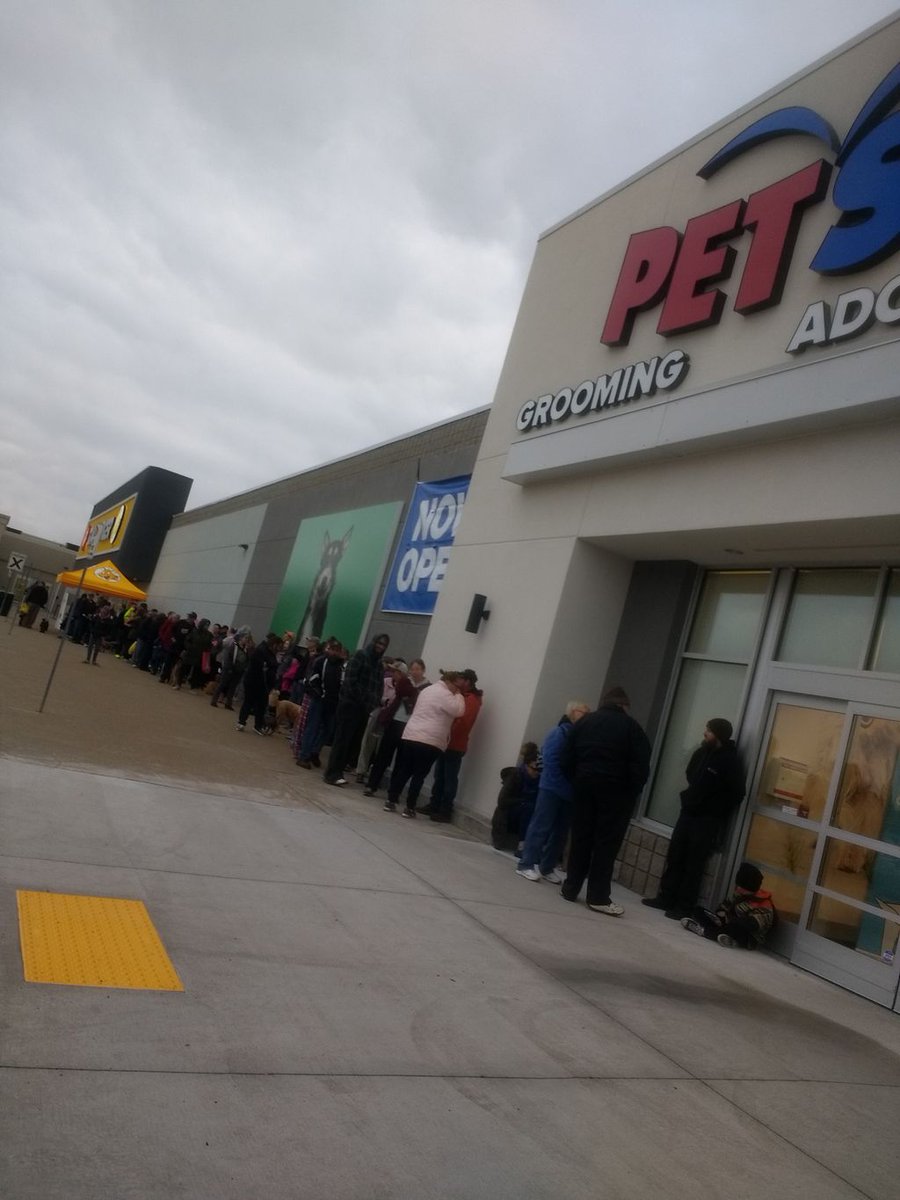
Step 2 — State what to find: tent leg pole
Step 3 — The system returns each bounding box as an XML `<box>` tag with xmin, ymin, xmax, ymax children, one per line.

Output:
<box><xmin>38</xmin><ymin>568</ymin><xmax>86</xmax><ymax>714</ymax></box>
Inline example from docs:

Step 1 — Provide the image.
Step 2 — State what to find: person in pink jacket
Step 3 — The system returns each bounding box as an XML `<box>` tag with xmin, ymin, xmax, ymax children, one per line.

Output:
<box><xmin>384</xmin><ymin>671</ymin><xmax>465</xmax><ymax>817</ymax></box>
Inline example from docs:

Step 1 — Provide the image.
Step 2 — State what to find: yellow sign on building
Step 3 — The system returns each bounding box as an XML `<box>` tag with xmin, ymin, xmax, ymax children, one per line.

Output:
<box><xmin>76</xmin><ymin>494</ymin><xmax>137</xmax><ymax>559</ymax></box>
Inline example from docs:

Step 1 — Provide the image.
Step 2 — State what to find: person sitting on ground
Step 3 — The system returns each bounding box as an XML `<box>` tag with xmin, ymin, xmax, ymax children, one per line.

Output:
<box><xmin>681</xmin><ymin>861</ymin><xmax>776</xmax><ymax>949</ymax></box>
<box><xmin>490</xmin><ymin>744</ymin><xmax>542</xmax><ymax>853</ymax></box>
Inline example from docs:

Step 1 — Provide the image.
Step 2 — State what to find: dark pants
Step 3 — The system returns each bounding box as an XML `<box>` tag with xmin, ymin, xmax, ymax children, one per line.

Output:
<box><xmin>688</xmin><ymin>907</ymin><xmax>755</xmax><ymax>948</ymax></box>
<box><xmin>387</xmin><ymin>740</ymin><xmax>440</xmax><ymax>810</ymax></box>
<box><xmin>366</xmin><ymin>719</ymin><xmax>405</xmax><ymax>791</ymax></box>
<box><xmin>657</xmin><ymin>811</ymin><xmax>722</xmax><ymax>912</ymax></box>
<box><xmin>84</xmin><ymin>629</ymin><xmax>102</xmax><ymax>664</ymax></box>
<box><xmin>563</xmin><ymin>778</ymin><xmax>634</xmax><ymax>906</ymax></box>
<box><xmin>212</xmin><ymin>668</ymin><xmax>242</xmax><ymax>707</ymax></box>
<box><xmin>324</xmin><ymin>700</ymin><xmax>369</xmax><ymax>782</ymax></box>
<box><xmin>159</xmin><ymin>647</ymin><xmax>181</xmax><ymax>683</ymax></box>
<box><xmin>20</xmin><ymin>604</ymin><xmax>40</xmax><ymax>628</ymax></box>
<box><xmin>133</xmin><ymin>639</ymin><xmax>153</xmax><ymax>671</ymax></box>
<box><xmin>238</xmin><ymin>681</ymin><xmax>268</xmax><ymax>732</ymax></box>
<box><xmin>430</xmin><ymin>749</ymin><xmax>464</xmax><ymax>816</ymax></box>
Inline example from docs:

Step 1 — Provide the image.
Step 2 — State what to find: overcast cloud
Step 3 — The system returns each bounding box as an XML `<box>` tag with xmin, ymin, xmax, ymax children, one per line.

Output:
<box><xmin>2</xmin><ymin>1</ymin><xmax>897</xmax><ymax>544</ymax></box>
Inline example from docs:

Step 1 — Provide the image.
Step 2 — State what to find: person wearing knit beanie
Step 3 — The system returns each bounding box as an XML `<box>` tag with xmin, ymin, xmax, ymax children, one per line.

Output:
<box><xmin>642</xmin><ymin>717</ymin><xmax>746</xmax><ymax>918</ymax></box>
<box><xmin>706</xmin><ymin>717</ymin><xmax>733</xmax><ymax>744</ymax></box>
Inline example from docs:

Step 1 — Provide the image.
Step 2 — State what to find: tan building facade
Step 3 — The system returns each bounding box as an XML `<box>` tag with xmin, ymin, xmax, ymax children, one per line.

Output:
<box><xmin>422</xmin><ymin>19</ymin><xmax>900</xmax><ymax>1007</ymax></box>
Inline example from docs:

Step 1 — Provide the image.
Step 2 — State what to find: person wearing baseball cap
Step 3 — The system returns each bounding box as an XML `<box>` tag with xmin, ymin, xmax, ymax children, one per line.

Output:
<box><xmin>424</xmin><ymin>669</ymin><xmax>483</xmax><ymax>823</ymax></box>
<box><xmin>642</xmin><ymin>717</ymin><xmax>746</xmax><ymax>919</ymax></box>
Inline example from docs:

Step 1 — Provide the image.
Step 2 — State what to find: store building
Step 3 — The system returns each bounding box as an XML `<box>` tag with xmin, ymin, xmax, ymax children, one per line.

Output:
<box><xmin>421</xmin><ymin>20</ymin><xmax>900</xmax><ymax>1007</ymax></box>
<box><xmin>0</xmin><ymin>514</ymin><xmax>77</xmax><ymax>617</ymax></box>
<box><xmin>77</xmin><ymin>466</ymin><xmax>193</xmax><ymax>587</ymax></box>
<box><xmin>147</xmin><ymin>408</ymin><xmax>487</xmax><ymax>660</ymax></box>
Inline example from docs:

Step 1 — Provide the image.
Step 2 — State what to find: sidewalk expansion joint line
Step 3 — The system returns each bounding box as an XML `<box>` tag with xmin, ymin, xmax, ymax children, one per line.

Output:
<box><xmin>1</xmin><ymin>753</ymin><xmax>307</xmax><ymax>810</ymax></box>
<box><xmin>0</xmin><ymin>1065</ymin><xmax>692</xmax><ymax>1080</ymax></box>
<box><xmin>0</xmin><ymin>851</ymin><xmax>442</xmax><ymax>900</ymax></box>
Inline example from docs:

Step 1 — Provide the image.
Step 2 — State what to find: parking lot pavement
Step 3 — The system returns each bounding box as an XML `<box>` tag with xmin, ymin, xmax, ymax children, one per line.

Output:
<box><xmin>2</xmin><ymin>625</ymin><xmax>900</xmax><ymax>1198</ymax></box>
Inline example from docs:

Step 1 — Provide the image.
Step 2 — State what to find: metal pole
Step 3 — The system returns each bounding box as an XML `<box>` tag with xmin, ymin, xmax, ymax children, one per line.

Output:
<box><xmin>38</xmin><ymin>566</ymin><xmax>88</xmax><ymax>714</ymax></box>
<box><xmin>6</xmin><ymin>569</ymin><xmax>24</xmax><ymax>634</ymax></box>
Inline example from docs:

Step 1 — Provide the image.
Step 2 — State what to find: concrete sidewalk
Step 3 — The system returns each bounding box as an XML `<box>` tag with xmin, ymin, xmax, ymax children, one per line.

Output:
<box><xmin>2</xmin><ymin>627</ymin><xmax>900</xmax><ymax>1197</ymax></box>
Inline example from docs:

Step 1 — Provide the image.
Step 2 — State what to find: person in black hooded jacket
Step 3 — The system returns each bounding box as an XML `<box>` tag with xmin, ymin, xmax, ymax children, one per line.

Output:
<box><xmin>559</xmin><ymin>686</ymin><xmax>651</xmax><ymax>916</ymax></box>
<box><xmin>323</xmin><ymin>634</ymin><xmax>390</xmax><ymax>785</ymax></box>
<box><xmin>642</xmin><ymin>717</ymin><xmax>745</xmax><ymax>919</ymax></box>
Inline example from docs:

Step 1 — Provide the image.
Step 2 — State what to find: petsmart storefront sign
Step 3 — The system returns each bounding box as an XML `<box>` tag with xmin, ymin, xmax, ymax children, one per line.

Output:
<box><xmin>382</xmin><ymin>476</ymin><xmax>470</xmax><ymax>615</ymax></box>
<box><xmin>516</xmin><ymin>61</ymin><xmax>900</xmax><ymax>434</ymax></box>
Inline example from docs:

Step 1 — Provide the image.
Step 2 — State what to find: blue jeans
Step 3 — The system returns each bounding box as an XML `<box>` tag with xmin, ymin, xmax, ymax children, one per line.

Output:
<box><xmin>518</xmin><ymin>787</ymin><xmax>572</xmax><ymax>875</ymax></box>
<box><xmin>301</xmin><ymin>697</ymin><xmax>336</xmax><ymax>762</ymax></box>
<box><xmin>430</xmin><ymin>749</ymin><xmax>464</xmax><ymax>816</ymax></box>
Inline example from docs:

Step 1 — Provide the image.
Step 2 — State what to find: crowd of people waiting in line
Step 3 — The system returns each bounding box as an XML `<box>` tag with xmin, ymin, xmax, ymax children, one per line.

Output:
<box><xmin>54</xmin><ymin>596</ymin><xmax>775</xmax><ymax>946</ymax></box>
<box><xmin>57</xmin><ymin>600</ymin><xmax>484</xmax><ymax>827</ymax></box>
<box><xmin>490</xmin><ymin>687</ymin><xmax>774</xmax><ymax>947</ymax></box>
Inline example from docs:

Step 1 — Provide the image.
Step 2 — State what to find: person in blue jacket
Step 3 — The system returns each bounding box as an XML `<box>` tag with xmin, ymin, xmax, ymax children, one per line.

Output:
<box><xmin>516</xmin><ymin>700</ymin><xmax>592</xmax><ymax>883</ymax></box>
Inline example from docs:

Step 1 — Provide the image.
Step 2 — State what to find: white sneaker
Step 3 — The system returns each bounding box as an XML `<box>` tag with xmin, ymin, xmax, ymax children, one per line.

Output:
<box><xmin>587</xmin><ymin>901</ymin><xmax>625</xmax><ymax>916</ymax></box>
<box><xmin>541</xmin><ymin>869</ymin><xmax>564</xmax><ymax>884</ymax></box>
<box><xmin>515</xmin><ymin>865</ymin><xmax>542</xmax><ymax>882</ymax></box>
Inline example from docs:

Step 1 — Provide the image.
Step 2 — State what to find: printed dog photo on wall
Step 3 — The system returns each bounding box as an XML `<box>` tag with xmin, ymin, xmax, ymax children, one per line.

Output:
<box><xmin>270</xmin><ymin>502</ymin><xmax>402</xmax><ymax>652</ymax></box>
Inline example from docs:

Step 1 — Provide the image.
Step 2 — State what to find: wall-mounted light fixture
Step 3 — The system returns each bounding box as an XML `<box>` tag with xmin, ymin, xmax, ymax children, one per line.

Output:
<box><xmin>465</xmin><ymin>593</ymin><xmax>490</xmax><ymax>633</ymax></box>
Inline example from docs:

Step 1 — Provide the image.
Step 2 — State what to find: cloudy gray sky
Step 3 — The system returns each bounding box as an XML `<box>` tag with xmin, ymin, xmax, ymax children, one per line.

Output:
<box><xmin>2</xmin><ymin>1</ymin><xmax>897</xmax><ymax>544</ymax></box>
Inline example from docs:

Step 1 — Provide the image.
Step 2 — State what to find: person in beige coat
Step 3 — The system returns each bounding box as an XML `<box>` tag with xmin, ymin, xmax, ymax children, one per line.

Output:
<box><xmin>384</xmin><ymin>671</ymin><xmax>465</xmax><ymax>817</ymax></box>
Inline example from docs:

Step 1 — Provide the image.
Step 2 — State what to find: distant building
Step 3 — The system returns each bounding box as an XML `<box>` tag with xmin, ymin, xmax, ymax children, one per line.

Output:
<box><xmin>0</xmin><ymin>513</ymin><xmax>77</xmax><ymax>617</ymax></box>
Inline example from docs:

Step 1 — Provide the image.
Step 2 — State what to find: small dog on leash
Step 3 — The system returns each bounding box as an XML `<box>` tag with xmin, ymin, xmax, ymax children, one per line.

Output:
<box><xmin>275</xmin><ymin>699</ymin><xmax>300</xmax><ymax>729</ymax></box>
<box><xmin>38</xmin><ymin>618</ymin><xmax>50</xmax><ymax>633</ymax></box>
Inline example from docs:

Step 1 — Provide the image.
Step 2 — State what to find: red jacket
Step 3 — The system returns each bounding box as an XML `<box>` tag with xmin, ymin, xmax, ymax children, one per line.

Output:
<box><xmin>448</xmin><ymin>691</ymin><xmax>482</xmax><ymax>753</ymax></box>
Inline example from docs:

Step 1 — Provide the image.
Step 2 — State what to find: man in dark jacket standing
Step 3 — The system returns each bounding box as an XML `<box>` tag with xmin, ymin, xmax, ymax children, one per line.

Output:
<box><xmin>643</xmin><ymin>717</ymin><xmax>745</xmax><ymax>919</ymax></box>
<box><xmin>560</xmin><ymin>686</ymin><xmax>651</xmax><ymax>916</ymax></box>
<box><xmin>323</xmin><ymin>634</ymin><xmax>390</xmax><ymax>785</ymax></box>
<box><xmin>237</xmin><ymin>632</ymin><xmax>280</xmax><ymax>734</ymax></box>
<box><xmin>20</xmin><ymin>579</ymin><xmax>49</xmax><ymax>628</ymax></box>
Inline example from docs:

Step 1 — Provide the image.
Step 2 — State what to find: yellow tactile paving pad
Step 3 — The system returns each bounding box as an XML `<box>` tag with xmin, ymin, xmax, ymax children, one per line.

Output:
<box><xmin>16</xmin><ymin>890</ymin><xmax>184</xmax><ymax>991</ymax></box>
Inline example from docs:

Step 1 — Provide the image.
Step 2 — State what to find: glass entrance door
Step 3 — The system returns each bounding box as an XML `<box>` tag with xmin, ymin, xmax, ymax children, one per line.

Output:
<box><xmin>742</xmin><ymin>697</ymin><xmax>845</xmax><ymax>945</ymax></box>
<box><xmin>741</xmin><ymin>697</ymin><xmax>900</xmax><ymax>1007</ymax></box>
<box><xmin>792</xmin><ymin>708</ymin><xmax>900</xmax><ymax>1009</ymax></box>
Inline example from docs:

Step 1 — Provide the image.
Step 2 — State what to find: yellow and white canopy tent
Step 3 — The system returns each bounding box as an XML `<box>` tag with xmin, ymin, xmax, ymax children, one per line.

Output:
<box><xmin>38</xmin><ymin>561</ymin><xmax>148</xmax><ymax>712</ymax></box>
<box><xmin>56</xmin><ymin>560</ymin><xmax>147</xmax><ymax>602</ymax></box>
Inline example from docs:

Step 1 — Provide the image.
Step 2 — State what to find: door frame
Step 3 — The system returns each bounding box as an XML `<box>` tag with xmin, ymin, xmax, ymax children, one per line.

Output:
<box><xmin>790</xmin><ymin>699</ymin><xmax>900</xmax><ymax>1008</ymax></box>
